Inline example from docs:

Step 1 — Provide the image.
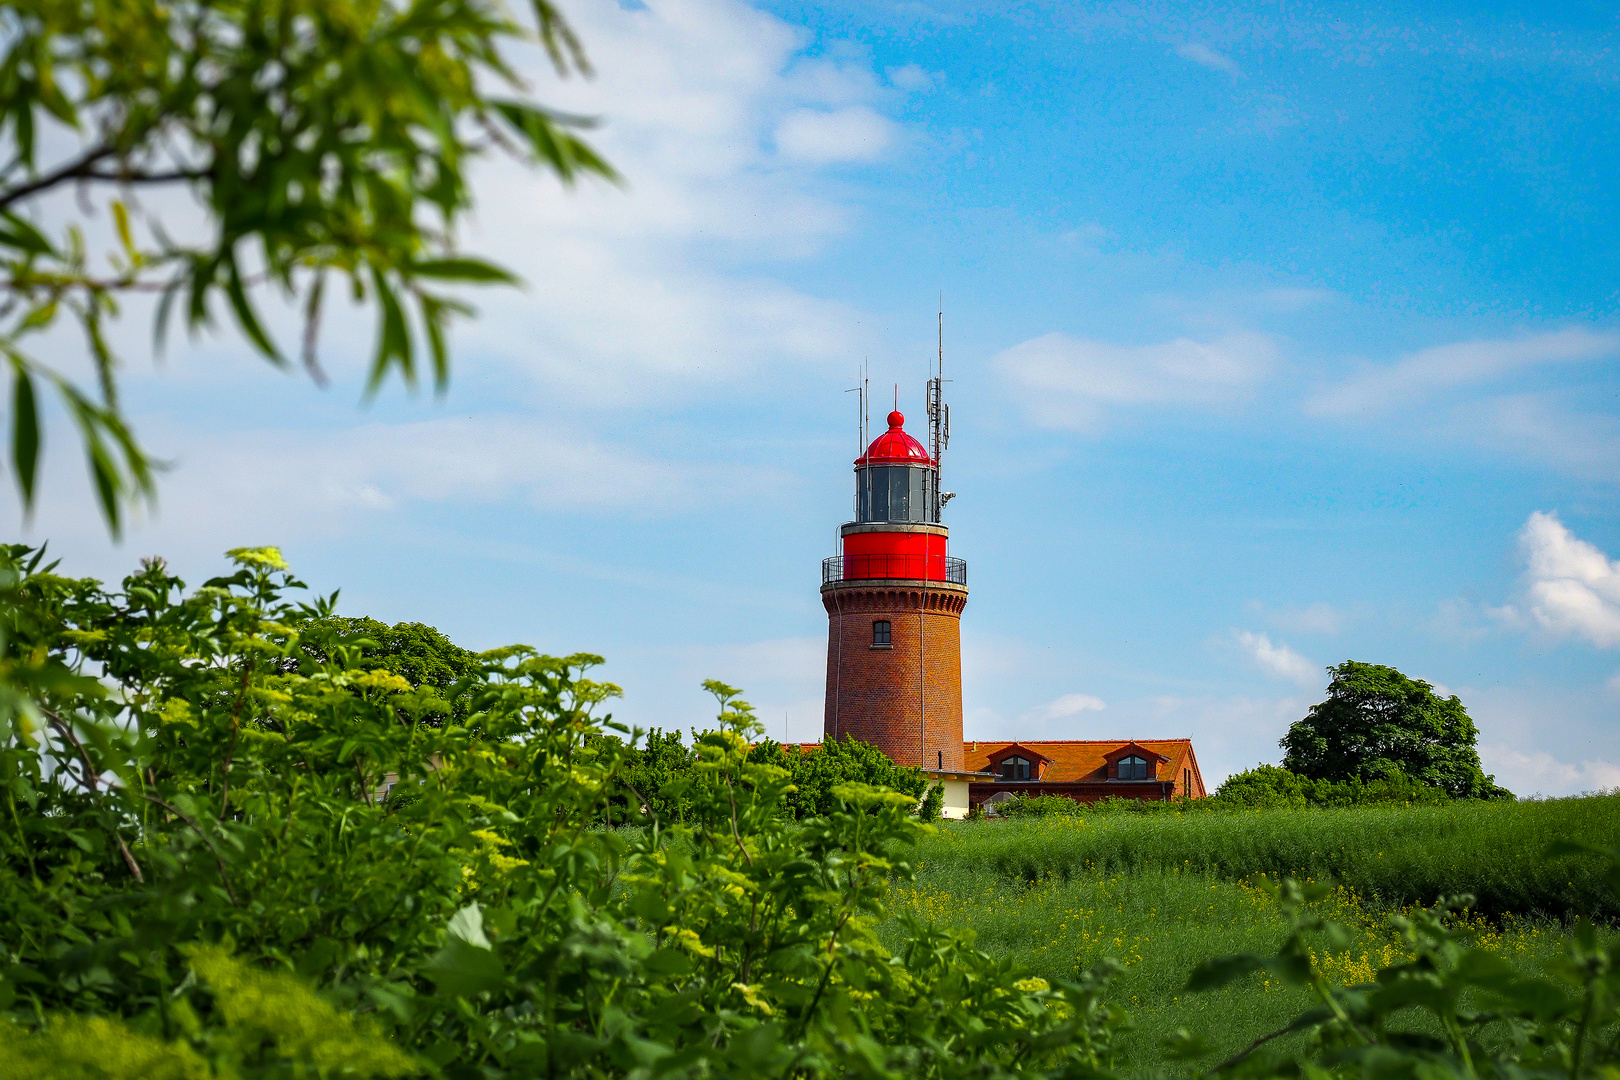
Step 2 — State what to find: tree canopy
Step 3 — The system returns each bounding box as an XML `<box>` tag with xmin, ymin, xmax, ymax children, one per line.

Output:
<box><xmin>0</xmin><ymin>0</ymin><xmax>613</xmax><ymax>531</ymax></box>
<box><xmin>1280</xmin><ymin>661</ymin><xmax>1511</xmax><ymax>800</ymax></box>
<box><xmin>286</xmin><ymin>615</ymin><xmax>482</xmax><ymax>721</ymax></box>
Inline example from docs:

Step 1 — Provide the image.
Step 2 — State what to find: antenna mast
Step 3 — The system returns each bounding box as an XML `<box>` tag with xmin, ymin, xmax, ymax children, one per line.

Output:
<box><xmin>928</xmin><ymin>299</ymin><xmax>949</xmax><ymax>517</ymax></box>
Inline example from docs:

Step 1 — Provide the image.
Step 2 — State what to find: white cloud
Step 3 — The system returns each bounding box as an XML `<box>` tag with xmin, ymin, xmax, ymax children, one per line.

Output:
<box><xmin>1234</xmin><ymin>630</ymin><xmax>1319</xmax><ymax>685</ymax></box>
<box><xmin>1025</xmin><ymin>692</ymin><xmax>1107</xmax><ymax>722</ymax></box>
<box><xmin>1516</xmin><ymin>510</ymin><xmax>1620</xmax><ymax>647</ymax></box>
<box><xmin>436</xmin><ymin>0</ymin><xmax>909</xmax><ymax>403</ymax></box>
<box><xmin>1479</xmin><ymin>746</ymin><xmax>1620</xmax><ymax>797</ymax></box>
<box><xmin>1250</xmin><ymin>600</ymin><xmax>1345</xmax><ymax>635</ymax></box>
<box><xmin>1308</xmin><ymin>328</ymin><xmax>1620</xmax><ymax>418</ymax></box>
<box><xmin>17</xmin><ymin>0</ymin><xmax>905</xmax><ymax>415</ymax></box>
<box><xmin>1174</xmin><ymin>43</ymin><xmax>1241</xmax><ymax>77</ymax></box>
<box><xmin>774</xmin><ymin>105</ymin><xmax>895</xmax><ymax>163</ymax></box>
<box><xmin>5</xmin><ymin>414</ymin><xmax>774</xmax><ymax>569</ymax></box>
<box><xmin>1429</xmin><ymin>597</ymin><xmax>1511</xmax><ymax>643</ymax></box>
<box><xmin>994</xmin><ymin>330</ymin><xmax>1279</xmax><ymax>431</ymax></box>
<box><xmin>886</xmin><ymin>64</ymin><xmax>941</xmax><ymax>92</ymax></box>
<box><xmin>1446</xmin><ymin>393</ymin><xmax>1620</xmax><ymax>481</ymax></box>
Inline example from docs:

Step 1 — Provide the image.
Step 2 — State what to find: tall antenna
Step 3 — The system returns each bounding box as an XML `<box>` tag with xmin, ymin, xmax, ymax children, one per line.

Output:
<box><xmin>928</xmin><ymin>296</ymin><xmax>949</xmax><ymax>516</ymax></box>
<box><xmin>846</xmin><ymin>367</ymin><xmax>862</xmax><ymax>524</ymax></box>
<box><xmin>862</xmin><ymin>359</ymin><xmax>870</xmax><ymax>522</ymax></box>
<box><xmin>863</xmin><ymin>359</ymin><xmax>870</xmax><ymax>449</ymax></box>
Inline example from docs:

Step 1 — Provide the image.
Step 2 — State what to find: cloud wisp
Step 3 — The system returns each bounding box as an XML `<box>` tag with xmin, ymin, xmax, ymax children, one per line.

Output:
<box><xmin>1234</xmin><ymin>630</ymin><xmax>1319</xmax><ymax>686</ymax></box>
<box><xmin>1025</xmin><ymin>693</ymin><xmax>1108</xmax><ymax>722</ymax></box>
<box><xmin>1479</xmin><ymin>745</ymin><xmax>1620</xmax><ymax>798</ymax></box>
<box><xmin>3</xmin><ymin>413</ymin><xmax>780</xmax><ymax>569</ymax></box>
<box><xmin>1309</xmin><ymin>328</ymin><xmax>1620</xmax><ymax>418</ymax></box>
<box><xmin>1174</xmin><ymin>43</ymin><xmax>1242</xmax><ymax>77</ymax></box>
<box><xmin>1249</xmin><ymin>600</ymin><xmax>1346</xmax><ymax>635</ymax></box>
<box><xmin>775</xmin><ymin>105</ymin><xmax>896</xmax><ymax>163</ymax></box>
<box><xmin>994</xmin><ymin>331</ymin><xmax>1279</xmax><ymax>431</ymax></box>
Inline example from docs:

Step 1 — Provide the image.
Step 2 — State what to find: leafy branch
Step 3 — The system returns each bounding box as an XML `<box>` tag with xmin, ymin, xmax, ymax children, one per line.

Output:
<box><xmin>0</xmin><ymin>0</ymin><xmax>617</xmax><ymax>533</ymax></box>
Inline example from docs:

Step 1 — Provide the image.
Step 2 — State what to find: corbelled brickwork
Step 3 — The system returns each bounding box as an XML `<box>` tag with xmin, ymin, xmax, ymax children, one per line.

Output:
<box><xmin>822</xmin><ymin>580</ymin><xmax>967</xmax><ymax>770</ymax></box>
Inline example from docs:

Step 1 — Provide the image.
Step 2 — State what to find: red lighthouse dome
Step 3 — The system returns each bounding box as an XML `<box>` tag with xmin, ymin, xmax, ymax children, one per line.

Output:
<box><xmin>827</xmin><ymin>407</ymin><xmax>962</xmax><ymax>585</ymax></box>
<box><xmin>857</xmin><ymin>411</ymin><xmax>933</xmax><ymax>466</ymax></box>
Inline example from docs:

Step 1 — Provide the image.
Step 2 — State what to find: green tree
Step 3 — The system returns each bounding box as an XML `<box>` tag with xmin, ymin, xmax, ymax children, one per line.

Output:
<box><xmin>598</xmin><ymin>726</ymin><xmax>691</xmax><ymax>823</ymax></box>
<box><xmin>1280</xmin><ymin>661</ymin><xmax>1511</xmax><ymax>799</ymax></box>
<box><xmin>286</xmin><ymin>615</ymin><xmax>482</xmax><ymax>721</ymax></box>
<box><xmin>0</xmin><ymin>0</ymin><xmax>613</xmax><ymax>531</ymax></box>
<box><xmin>747</xmin><ymin>730</ymin><xmax>928</xmax><ymax>819</ymax></box>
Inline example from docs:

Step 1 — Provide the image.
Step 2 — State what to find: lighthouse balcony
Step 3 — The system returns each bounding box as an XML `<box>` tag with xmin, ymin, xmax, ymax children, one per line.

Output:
<box><xmin>822</xmin><ymin>554</ymin><xmax>967</xmax><ymax>586</ymax></box>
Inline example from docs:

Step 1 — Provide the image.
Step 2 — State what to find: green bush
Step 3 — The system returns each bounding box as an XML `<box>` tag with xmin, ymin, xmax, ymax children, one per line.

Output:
<box><xmin>918</xmin><ymin>782</ymin><xmax>946</xmax><ymax>823</ymax></box>
<box><xmin>0</xmin><ymin>546</ymin><xmax>1115</xmax><ymax>1078</ymax></box>
<box><xmin>997</xmin><ymin>794</ymin><xmax>1087</xmax><ymax>817</ymax></box>
<box><xmin>1214</xmin><ymin>763</ymin><xmax>1451</xmax><ymax>808</ymax></box>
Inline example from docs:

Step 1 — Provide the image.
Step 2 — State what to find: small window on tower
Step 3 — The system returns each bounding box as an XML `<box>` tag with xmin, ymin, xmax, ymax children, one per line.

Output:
<box><xmin>872</xmin><ymin>620</ymin><xmax>891</xmax><ymax>647</ymax></box>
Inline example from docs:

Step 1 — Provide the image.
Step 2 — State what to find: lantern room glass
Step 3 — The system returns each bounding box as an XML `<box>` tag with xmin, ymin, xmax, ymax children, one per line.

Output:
<box><xmin>857</xmin><ymin>466</ymin><xmax>938</xmax><ymax>524</ymax></box>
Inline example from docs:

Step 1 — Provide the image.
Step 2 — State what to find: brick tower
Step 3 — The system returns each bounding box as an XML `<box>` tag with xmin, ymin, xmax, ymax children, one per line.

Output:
<box><xmin>822</xmin><ymin>392</ymin><xmax>969</xmax><ymax>779</ymax></box>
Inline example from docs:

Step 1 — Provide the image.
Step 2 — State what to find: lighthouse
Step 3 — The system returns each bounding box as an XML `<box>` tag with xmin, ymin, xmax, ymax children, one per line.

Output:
<box><xmin>822</xmin><ymin>361</ymin><xmax>984</xmax><ymax>817</ymax></box>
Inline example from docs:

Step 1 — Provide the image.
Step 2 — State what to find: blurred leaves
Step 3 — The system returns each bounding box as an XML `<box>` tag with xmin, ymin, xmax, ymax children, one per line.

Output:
<box><xmin>0</xmin><ymin>0</ymin><xmax>616</xmax><ymax>533</ymax></box>
<box><xmin>1187</xmin><ymin>868</ymin><xmax>1620</xmax><ymax>1080</ymax></box>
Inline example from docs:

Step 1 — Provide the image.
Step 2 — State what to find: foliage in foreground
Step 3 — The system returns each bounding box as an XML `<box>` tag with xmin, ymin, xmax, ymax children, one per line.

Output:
<box><xmin>0</xmin><ymin>546</ymin><xmax>1117</xmax><ymax>1078</ymax></box>
<box><xmin>2</xmin><ymin>544</ymin><xmax>1617</xmax><ymax>1080</ymax></box>
<box><xmin>1174</xmin><ymin>860</ymin><xmax>1620</xmax><ymax>1080</ymax></box>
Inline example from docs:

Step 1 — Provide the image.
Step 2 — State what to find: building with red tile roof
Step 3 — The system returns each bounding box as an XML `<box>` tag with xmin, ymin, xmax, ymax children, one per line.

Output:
<box><xmin>963</xmin><ymin>738</ymin><xmax>1205</xmax><ymax>811</ymax></box>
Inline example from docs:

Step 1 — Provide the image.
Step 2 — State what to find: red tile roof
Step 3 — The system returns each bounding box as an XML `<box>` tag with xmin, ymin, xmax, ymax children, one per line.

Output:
<box><xmin>963</xmin><ymin>738</ymin><xmax>1206</xmax><ymax>795</ymax></box>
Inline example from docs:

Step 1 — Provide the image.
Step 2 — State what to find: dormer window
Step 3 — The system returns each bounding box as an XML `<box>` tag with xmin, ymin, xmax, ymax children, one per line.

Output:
<box><xmin>1118</xmin><ymin>755</ymin><xmax>1149</xmax><ymax>781</ymax></box>
<box><xmin>1000</xmin><ymin>756</ymin><xmax>1031</xmax><ymax>781</ymax></box>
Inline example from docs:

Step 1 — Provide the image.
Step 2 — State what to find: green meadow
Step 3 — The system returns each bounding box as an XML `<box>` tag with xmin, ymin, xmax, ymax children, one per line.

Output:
<box><xmin>884</xmin><ymin>795</ymin><xmax>1620</xmax><ymax>1074</ymax></box>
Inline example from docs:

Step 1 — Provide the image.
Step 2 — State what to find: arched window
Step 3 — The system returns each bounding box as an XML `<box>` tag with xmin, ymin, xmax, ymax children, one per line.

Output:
<box><xmin>1118</xmin><ymin>755</ymin><xmax>1149</xmax><ymax>781</ymax></box>
<box><xmin>871</xmin><ymin>620</ymin><xmax>891</xmax><ymax>647</ymax></box>
<box><xmin>1000</xmin><ymin>756</ymin><xmax>1031</xmax><ymax>781</ymax></box>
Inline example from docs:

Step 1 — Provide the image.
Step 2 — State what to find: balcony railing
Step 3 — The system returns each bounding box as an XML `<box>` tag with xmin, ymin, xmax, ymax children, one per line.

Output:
<box><xmin>822</xmin><ymin>555</ymin><xmax>967</xmax><ymax>585</ymax></box>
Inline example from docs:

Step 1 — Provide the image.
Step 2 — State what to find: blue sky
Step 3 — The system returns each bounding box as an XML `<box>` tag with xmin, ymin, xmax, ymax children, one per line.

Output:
<box><xmin>12</xmin><ymin>0</ymin><xmax>1620</xmax><ymax>794</ymax></box>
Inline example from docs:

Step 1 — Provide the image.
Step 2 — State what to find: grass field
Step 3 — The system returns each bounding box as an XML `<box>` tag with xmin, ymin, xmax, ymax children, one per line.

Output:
<box><xmin>882</xmin><ymin>795</ymin><xmax>1620</xmax><ymax>1075</ymax></box>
